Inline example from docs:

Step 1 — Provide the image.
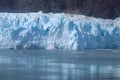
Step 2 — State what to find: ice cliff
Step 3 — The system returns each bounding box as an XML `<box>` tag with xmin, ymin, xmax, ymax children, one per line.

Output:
<box><xmin>0</xmin><ymin>12</ymin><xmax>120</xmax><ymax>50</ymax></box>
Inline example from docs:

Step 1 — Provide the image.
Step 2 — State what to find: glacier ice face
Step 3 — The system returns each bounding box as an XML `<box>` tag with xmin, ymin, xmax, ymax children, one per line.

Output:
<box><xmin>0</xmin><ymin>12</ymin><xmax>120</xmax><ymax>50</ymax></box>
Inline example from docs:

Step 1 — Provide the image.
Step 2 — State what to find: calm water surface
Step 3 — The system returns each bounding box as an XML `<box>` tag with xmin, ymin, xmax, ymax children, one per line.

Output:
<box><xmin>0</xmin><ymin>49</ymin><xmax>120</xmax><ymax>80</ymax></box>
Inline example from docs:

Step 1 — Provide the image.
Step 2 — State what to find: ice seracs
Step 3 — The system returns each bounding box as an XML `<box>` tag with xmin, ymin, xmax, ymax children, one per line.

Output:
<box><xmin>0</xmin><ymin>12</ymin><xmax>119</xmax><ymax>50</ymax></box>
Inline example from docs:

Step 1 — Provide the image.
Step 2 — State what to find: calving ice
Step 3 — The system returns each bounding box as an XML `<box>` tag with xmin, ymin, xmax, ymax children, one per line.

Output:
<box><xmin>0</xmin><ymin>11</ymin><xmax>120</xmax><ymax>50</ymax></box>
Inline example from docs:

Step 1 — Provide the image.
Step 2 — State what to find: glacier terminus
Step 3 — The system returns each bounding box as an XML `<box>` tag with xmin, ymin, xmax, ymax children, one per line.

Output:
<box><xmin>0</xmin><ymin>12</ymin><xmax>120</xmax><ymax>50</ymax></box>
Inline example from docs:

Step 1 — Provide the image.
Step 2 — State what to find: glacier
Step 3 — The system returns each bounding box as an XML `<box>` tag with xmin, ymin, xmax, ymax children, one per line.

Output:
<box><xmin>0</xmin><ymin>11</ymin><xmax>120</xmax><ymax>50</ymax></box>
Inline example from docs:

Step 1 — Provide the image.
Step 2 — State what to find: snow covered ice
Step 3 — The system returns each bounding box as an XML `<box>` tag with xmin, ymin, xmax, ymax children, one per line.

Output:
<box><xmin>0</xmin><ymin>11</ymin><xmax>120</xmax><ymax>50</ymax></box>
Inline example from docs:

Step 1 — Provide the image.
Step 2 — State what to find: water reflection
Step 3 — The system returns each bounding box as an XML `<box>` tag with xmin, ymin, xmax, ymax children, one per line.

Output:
<box><xmin>0</xmin><ymin>50</ymin><xmax>120</xmax><ymax>80</ymax></box>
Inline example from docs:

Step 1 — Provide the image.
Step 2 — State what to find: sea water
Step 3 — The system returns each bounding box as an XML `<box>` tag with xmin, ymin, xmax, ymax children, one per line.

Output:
<box><xmin>0</xmin><ymin>49</ymin><xmax>120</xmax><ymax>80</ymax></box>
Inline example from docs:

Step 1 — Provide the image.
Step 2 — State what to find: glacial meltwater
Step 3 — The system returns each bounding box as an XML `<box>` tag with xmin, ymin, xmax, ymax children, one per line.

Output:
<box><xmin>0</xmin><ymin>49</ymin><xmax>120</xmax><ymax>80</ymax></box>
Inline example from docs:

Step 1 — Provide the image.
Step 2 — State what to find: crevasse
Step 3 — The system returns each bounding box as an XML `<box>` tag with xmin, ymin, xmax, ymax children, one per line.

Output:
<box><xmin>0</xmin><ymin>12</ymin><xmax>120</xmax><ymax>50</ymax></box>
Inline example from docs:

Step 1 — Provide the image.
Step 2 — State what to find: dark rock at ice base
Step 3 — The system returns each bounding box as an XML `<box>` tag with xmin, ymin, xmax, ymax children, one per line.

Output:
<box><xmin>0</xmin><ymin>0</ymin><xmax>120</xmax><ymax>19</ymax></box>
